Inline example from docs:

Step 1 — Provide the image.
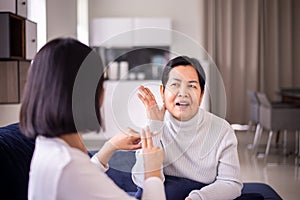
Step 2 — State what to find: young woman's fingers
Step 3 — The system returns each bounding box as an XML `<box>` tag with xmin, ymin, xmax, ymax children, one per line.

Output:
<box><xmin>130</xmin><ymin>143</ymin><xmax>142</xmax><ymax>150</ymax></box>
<box><xmin>127</xmin><ymin>129</ymin><xmax>141</xmax><ymax>140</ymax></box>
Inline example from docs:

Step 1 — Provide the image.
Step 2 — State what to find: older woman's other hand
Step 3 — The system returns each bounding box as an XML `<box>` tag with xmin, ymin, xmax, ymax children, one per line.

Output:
<box><xmin>109</xmin><ymin>128</ymin><xmax>141</xmax><ymax>150</ymax></box>
<box><xmin>142</xmin><ymin>126</ymin><xmax>164</xmax><ymax>179</ymax></box>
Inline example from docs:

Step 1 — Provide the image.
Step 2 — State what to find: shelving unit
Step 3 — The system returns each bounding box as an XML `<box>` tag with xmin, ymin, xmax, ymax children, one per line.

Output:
<box><xmin>0</xmin><ymin>0</ymin><xmax>37</xmax><ymax>104</ymax></box>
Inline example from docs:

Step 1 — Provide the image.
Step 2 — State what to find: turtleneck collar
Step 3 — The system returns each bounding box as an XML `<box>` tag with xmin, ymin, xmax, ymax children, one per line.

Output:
<box><xmin>164</xmin><ymin>108</ymin><xmax>204</xmax><ymax>134</ymax></box>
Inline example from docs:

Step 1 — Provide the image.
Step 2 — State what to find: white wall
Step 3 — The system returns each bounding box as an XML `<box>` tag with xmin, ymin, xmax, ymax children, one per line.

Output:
<box><xmin>27</xmin><ymin>0</ymin><xmax>47</xmax><ymax>51</ymax></box>
<box><xmin>0</xmin><ymin>105</ymin><xmax>21</xmax><ymax>127</ymax></box>
<box><xmin>46</xmin><ymin>0</ymin><xmax>77</xmax><ymax>41</ymax></box>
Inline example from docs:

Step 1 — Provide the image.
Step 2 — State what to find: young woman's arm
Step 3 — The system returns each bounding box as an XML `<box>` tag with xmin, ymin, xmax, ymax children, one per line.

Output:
<box><xmin>93</xmin><ymin>128</ymin><xmax>141</xmax><ymax>169</ymax></box>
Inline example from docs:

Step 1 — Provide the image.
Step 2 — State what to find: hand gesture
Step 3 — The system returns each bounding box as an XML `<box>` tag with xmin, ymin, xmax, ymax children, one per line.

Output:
<box><xmin>137</xmin><ymin>85</ymin><xmax>166</xmax><ymax>121</ymax></box>
<box><xmin>142</xmin><ymin>126</ymin><xmax>164</xmax><ymax>179</ymax></box>
<box><xmin>109</xmin><ymin>128</ymin><xmax>141</xmax><ymax>150</ymax></box>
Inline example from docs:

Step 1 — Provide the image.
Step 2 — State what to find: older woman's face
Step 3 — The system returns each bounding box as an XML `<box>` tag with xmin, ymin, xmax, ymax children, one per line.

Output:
<box><xmin>160</xmin><ymin>65</ymin><xmax>204</xmax><ymax>121</ymax></box>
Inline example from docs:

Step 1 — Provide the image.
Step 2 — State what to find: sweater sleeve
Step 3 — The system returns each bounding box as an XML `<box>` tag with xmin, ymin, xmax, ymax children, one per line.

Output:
<box><xmin>187</xmin><ymin>127</ymin><xmax>243</xmax><ymax>200</ymax></box>
<box><xmin>149</xmin><ymin>120</ymin><xmax>164</xmax><ymax>148</ymax></box>
<box><xmin>131</xmin><ymin>120</ymin><xmax>165</xmax><ymax>188</ymax></box>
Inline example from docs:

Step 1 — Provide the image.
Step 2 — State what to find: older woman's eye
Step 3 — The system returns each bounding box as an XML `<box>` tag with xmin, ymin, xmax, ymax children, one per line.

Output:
<box><xmin>188</xmin><ymin>85</ymin><xmax>197</xmax><ymax>89</ymax></box>
<box><xmin>170</xmin><ymin>83</ymin><xmax>178</xmax><ymax>87</ymax></box>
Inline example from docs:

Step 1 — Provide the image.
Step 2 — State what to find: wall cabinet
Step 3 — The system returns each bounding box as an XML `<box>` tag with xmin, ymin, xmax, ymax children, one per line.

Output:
<box><xmin>91</xmin><ymin>18</ymin><xmax>133</xmax><ymax>47</ymax></box>
<box><xmin>0</xmin><ymin>6</ymin><xmax>37</xmax><ymax>104</ymax></box>
<box><xmin>0</xmin><ymin>12</ymin><xmax>37</xmax><ymax>60</ymax></box>
<box><xmin>17</xmin><ymin>0</ymin><xmax>27</xmax><ymax>18</ymax></box>
<box><xmin>0</xmin><ymin>12</ymin><xmax>25</xmax><ymax>59</ymax></box>
<box><xmin>0</xmin><ymin>61</ymin><xmax>30</xmax><ymax>104</ymax></box>
<box><xmin>90</xmin><ymin>17</ymin><xmax>172</xmax><ymax>47</ymax></box>
<box><xmin>25</xmin><ymin>20</ymin><xmax>37</xmax><ymax>60</ymax></box>
<box><xmin>19</xmin><ymin>61</ymin><xmax>30</xmax><ymax>100</ymax></box>
<box><xmin>0</xmin><ymin>62</ymin><xmax>18</xmax><ymax>103</ymax></box>
<box><xmin>133</xmin><ymin>18</ymin><xmax>171</xmax><ymax>46</ymax></box>
<box><xmin>0</xmin><ymin>0</ymin><xmax>27</xmax><ymax>18</ymax></box>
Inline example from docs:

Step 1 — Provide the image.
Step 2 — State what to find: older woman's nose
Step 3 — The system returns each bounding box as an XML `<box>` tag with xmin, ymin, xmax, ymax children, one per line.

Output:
<box><xmin>177</xmin><ymin>86</ymin><xmax>188</xmax><ymax>97</ymax></box>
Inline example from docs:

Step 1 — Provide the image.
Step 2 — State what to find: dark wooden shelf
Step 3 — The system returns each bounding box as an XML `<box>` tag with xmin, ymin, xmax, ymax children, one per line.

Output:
<box><xmin>0</xmin><ymin>12</ymin><xmax>25</xmax><ymax>59</ymax></box>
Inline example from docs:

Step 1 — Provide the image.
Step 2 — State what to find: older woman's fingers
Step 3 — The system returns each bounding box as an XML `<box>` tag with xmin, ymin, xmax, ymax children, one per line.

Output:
<box><xmin>139</xmin><ymin>86</ymin><xmax>155</xmax><ymax>101</ymax></box>
<box><xmin>145</xmin><ymin>126</ymin><xmax>153</xmax><ymax>148</ymax></box>
<box><xmin>138</xmin><ymin>88</ymin><xmax>152</xmax><ymax>107</ymax></box>
<box><xmin>138</xmin><ymin>86</ymin><xmax>148</xmax><ymax>97</ymax></box>
<box><xmin>137</xmin><ymin>93</ymin><xmax>147</xmax><ymax>105</ymax></box>
<box><xmin>141</xmin><ymin>129</ymin><xmax>147</xmax><ymax>149</ymax></box>
<box><xmin>145</xmin><ymin>87</ymin><xmax>156</xmax><ymax>100</ymax></box>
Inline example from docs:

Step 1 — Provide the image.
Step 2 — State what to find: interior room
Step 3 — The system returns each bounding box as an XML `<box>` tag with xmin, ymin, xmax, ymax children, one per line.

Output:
<box><xmin>1</xmin><ymin>0</ymin><xmax>300</xmax><ymax>199</ymax></box>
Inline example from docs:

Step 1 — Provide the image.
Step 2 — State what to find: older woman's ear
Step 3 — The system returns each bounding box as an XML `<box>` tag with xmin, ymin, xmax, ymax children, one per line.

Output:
<box><xmin>160</xmin><ymin>85</ymin><xmax>165</xmax><ymax>103</ymax></box>
<box><xmin>99</xmin><ymin>87</ymin><xmax>105</xmax><ymax>107</ymax></box>
<box><xmin>198</xmin><ymin>91</ymin><xmax>205</xmax><ymax>106</ymax></box>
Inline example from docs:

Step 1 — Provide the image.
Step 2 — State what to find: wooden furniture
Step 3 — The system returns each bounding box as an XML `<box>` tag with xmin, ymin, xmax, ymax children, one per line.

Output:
<box><xmin>0</xmin><ymin>13</ymin><xmax>25</xmax><ymax>59</ymax></box>
<box><xmin>0</xmin><ymin>10</ymin><xmax>37</xmax><ymax>104</ymax></box>
<box><xmin>279</xmin><ymin>88</ymin><xmax>300</xmax><ymax>105</ymax></box>
<box><xmin>0</xmin><ymin>0</ymin><xmax>27</xmax><ymax>18</ymax></box>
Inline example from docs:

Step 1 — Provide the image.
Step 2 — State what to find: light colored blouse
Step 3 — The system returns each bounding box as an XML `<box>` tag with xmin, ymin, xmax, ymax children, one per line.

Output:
<box><xmin>28</xmin><ymin>136</ymin><xmax>165</xmax><ymax>200</ymax></box>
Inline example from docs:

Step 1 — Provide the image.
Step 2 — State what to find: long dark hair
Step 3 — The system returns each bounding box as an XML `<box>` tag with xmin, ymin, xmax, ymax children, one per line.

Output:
<box><xmin>20</xmin><ymin>38</ymin><xmax>104</xmax><ymax>138</ymax></box>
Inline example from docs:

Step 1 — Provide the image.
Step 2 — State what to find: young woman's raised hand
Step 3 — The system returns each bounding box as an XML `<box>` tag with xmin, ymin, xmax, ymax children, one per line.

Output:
<box><xmin>141</xmin><ymin>126</ymin><xmax>164</xmax><ymax>179</ymax></box>
<box><xmin>96</xmin><ymin>128</ymin><xmax>141</xmax><ymax>169</ymax></box>
<box><xmin>137</xmin><ymin>85</ymin><xmax>166</xmax><ymax>121</ymax></box>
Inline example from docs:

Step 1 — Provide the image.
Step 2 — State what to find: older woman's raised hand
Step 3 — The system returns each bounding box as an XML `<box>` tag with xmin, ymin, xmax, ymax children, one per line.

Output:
<box><xmin>137</xmin><ymin>85</ymin><xmax>166</xmax><ymax>121</ymax></box>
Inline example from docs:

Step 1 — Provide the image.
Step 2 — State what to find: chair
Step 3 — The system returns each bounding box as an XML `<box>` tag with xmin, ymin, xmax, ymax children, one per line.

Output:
<box><xmin>256</xmin><ymin>92</ymin><xmax>300</xmax><ymax>162</ymax></box>
<box><xmin>246</xmin><ymin>91</ymin><xmax>261</xmax><ymax>151</ymax></box>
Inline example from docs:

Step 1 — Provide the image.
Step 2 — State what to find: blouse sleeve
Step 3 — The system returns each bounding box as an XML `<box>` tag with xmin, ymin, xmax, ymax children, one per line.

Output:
<box><xmin>58</xmin><ymin>155</ymin><xmax>166</xmax><ymax>200</ymax></box>
<box><xmin>90</xmin><ymin>154</ymin><xmax>109</xmax><ymax>172</ymax></box>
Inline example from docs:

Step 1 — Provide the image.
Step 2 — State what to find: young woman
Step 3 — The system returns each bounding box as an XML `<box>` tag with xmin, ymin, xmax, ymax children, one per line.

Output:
<box><xmin>132</xmin><ymin>56</ymin><xmax>242</xmax><ymax>200</ymax></box>
<box><xmin>20</xmin><ymin>38</ymin><xmax>165</xmax><ymax>200</ymax></box>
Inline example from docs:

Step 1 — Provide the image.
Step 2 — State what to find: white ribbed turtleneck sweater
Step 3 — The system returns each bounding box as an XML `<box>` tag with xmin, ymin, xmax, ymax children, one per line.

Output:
<box><xmin>132</xmin><ymin>108</ymin><xmax>242</xmax><ymax>200</ymax></box>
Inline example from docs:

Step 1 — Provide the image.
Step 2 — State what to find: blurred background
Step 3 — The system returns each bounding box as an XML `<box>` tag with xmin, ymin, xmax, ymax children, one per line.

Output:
<box><xmin>1</xmin><ymin>1</ymin><xmax>300</xmax><ymax>199</ymax></box>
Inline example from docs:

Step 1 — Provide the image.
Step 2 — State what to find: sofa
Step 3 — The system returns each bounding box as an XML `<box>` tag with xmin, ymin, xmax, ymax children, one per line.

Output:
<box><xmin>0</xmin><ymin>123</ymin><xmax>282</xmax><ymax>200</ymax></box>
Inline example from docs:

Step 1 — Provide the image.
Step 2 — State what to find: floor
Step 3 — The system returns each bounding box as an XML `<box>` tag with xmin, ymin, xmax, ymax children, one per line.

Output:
<box><xmin>237</xmin><ymin>130</ymin><xmax>300</xmax><ymax>200</ymax></box>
